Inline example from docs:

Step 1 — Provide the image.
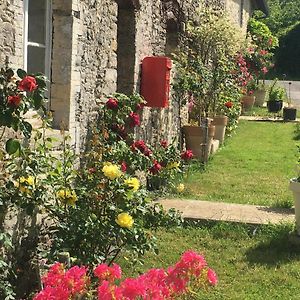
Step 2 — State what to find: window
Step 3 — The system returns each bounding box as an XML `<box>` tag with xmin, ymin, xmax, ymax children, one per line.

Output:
<box><xmin>23</xmin><ymin>0</ymin><xmax>52</xmax><ymax>82</ymax></box>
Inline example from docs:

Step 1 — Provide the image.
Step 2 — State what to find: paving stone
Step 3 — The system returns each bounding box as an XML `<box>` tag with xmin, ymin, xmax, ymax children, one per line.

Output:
<box><xmin>159</xmin><ymin>198</ymin><xmax>295</xmax><ymax>225</ymax></box>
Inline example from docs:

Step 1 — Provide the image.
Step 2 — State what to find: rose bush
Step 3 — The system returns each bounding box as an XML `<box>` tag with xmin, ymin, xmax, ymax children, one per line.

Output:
<box><xmin>0</xmin><ymin>67</ymin><xmax>47</xmax><ymax>154</ymax></box>
<box><xmin>34</xmin><ymin>250</ymin><xmax>217</xmax><ymax>300</ymax></box>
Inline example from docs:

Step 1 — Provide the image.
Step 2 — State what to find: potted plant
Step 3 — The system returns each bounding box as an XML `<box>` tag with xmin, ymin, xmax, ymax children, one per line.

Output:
<box><xmin>283</xmin><ymin>83</ymin><xmax>297</xmax><ymax>121</ymax></box>
<box><xmin>173</xmin><ymin>8</ymin><xmax>244</xmax><ymax>161</ymax></box>
<box><xmin>253</xmin><ymin>81</ymin><xmax>267</xmax><ymax>107</ymax></box>
<box><xmin>267</xmin><ymin>79</ymin><xmax>286</xmax><ymax>113</ymax></box>
<box><xmin>245</xmin><ymin>19</ymin><xmax>278</xmax><ymax>108</ymax></box>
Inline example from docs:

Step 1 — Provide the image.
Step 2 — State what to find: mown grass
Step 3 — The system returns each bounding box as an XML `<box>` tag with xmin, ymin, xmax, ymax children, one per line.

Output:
<box><xmin>243</xmin><ymin>105</ymin><xmax>300</xmax><ymax>118</ymax></box>
<box><xmin>120</xmin><ymin>222</ymin><xmax>300</xmax><ymax>300</ymax></box>
<box><xmin>180</xmin><ymin>120</ymin><xmax>299</xmax><ymax>207</ymax></box>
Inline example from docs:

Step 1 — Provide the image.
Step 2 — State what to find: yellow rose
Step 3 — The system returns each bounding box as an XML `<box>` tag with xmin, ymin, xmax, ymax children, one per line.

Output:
<box><xmin>17</xmin><ymin>176</ymin><xmax>35</xmax><ymax>194</ymax></box>
<box><xmin>176</xmin><ymin>183</ymin><xmax>185</xmax><ymax>193</ymax></box>
<box><xmin>116</xmin><ymin>212</ymin><xmax>134</xmax><ymax>229</ymax></box>
<box><xmin>102</xmin><ymin>164</ymin><xmax>122</xmax><ymax>180</ymax></box>
<box><xmin>166</xmin><ymin>161</ymin><xmax>180</xmax><ymax>169</ymax></box>
<box><xmin>124</xmin><ymin>177</ymin><xmax>140</xmax><ymax>192</ymax></box>
<box><xmin>56</xmin><ymin>189</ymin><xmax>77</xmax><ymax>206</ymax></box>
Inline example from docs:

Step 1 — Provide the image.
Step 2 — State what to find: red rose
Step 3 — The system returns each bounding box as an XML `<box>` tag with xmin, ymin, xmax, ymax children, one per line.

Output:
<box><xmin>106</xmin><ymin>98</ymin><xmax>118</xmax><ymax>110</ymax></box>
<box><xmin>121</xmin><ymin>161</ymin><xmax>127</xmax><ymax>172</ymax></box>
<box><xmin>131</xmin><ymin>140</ymin><xmax>146</xmax><ymax>152</ymax></box>
<box><xmin>160</xmin><ymin>140</ymin><xmax>168</xmax><ymax>148</ymax></box>
<box><xmin>181</xmin><ymin>150</ymin><xmax>193</xmax><ymax>161</ymax></box>
<box><xmin>224</xmin><ymin>101</ymin><xmax>233</xmax><ymax>109</ymax></box>
<box><xmin>129</xmin><ymin>112</ymin><xmax>140</xmax><ymax>127</ymax></box>
<box><xmin>7</xmin><ymin>95</ymin><xmax>22</xmax><ymax>107</ymax></box>
<box><xmin>149</xmin><ymin>160</ymin><xmax>162</xmax><ymax>174</ymax></box>
<box><xmin>143</xmin><ymin>148</ymin><xmax>152</xmax><ymax>157</ymax></box>
<box><xmin>18</xmin><ymin>76</ymin><xmax>38</xmax><ymax>92</ymax></box>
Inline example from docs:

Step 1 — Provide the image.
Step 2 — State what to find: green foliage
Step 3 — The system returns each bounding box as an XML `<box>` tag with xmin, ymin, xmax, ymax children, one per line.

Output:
<box><xmin>247</xmin><ymin>18</ymin><xmax>278</xmax><ymax>50</ymax></box>
<box><xmin>245</xmin><ymin>18</ymin><xmax>278</xmax><ymax>82</ymax></box>
<box><xmin>0</xmin><ymin>233</ymin><xmax>15</xmax><ymax>300</ymax></box>
<box><xmin>173</xmin><ymin>8</ymin><xmax>244</xmax><ymax>122</ymax></box>
<box><xmin>0</xmin><ymin>67</ymin><xmax>47</xmax><ymax>150</ymax></box>
<box><xmin>257</xmin><ymin>0</ymin><xmax>300</xmax><ymax>37</ymax></box>
<box><xmin>275</xmin><ymin>23</ymin><xmax>300</xmax><ymax>78</ymax></box>
<box><xmin>268</xmin><ymin>79</ymin><xmax>286</xmax><ymax>101</ymax></box>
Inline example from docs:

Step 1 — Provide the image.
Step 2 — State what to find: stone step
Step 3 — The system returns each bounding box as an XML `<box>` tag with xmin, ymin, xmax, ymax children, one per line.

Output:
<box><xmin>159</xmin><ymin>198</ymin><xmax>295</xmax><ymax>225</ymax></box>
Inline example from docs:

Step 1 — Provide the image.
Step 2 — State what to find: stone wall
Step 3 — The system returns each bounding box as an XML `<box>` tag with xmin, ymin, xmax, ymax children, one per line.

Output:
<box><xmin>0</xmin><ymin>0</ymin><xmax>255</xmax><ymax>150</ymax></box>
<box><xmin>0</xmin><ymin>0</ymin><xmax>23</xmax><ymax>69</ymax></box>
<box><xmin>226</xmin><ymin>0</ymin><xmax>253</xmax><ymax>33</ymax></box>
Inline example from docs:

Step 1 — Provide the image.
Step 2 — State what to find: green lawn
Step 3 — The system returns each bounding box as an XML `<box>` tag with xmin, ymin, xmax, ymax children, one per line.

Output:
<box><xmin>121</xmin><ymin>223</ymin><xmax>300</xmax><ymax>300</ymax></box>
<box><xmin>242</xmin><ymin>105</ymin><xmax>300</xmax><ymax>118</ymax></box>
<box><xmin>182</xmin><ymin>120</ymin><xmax>299</xmax><ymax>207</ymax></box>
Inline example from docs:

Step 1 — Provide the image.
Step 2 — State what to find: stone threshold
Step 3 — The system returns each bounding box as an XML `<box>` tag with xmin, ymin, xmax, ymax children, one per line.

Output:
<box><xmin>159</xmin><ymin>198</ymin><xmax>295</xmax><ymax>225</ymax></box>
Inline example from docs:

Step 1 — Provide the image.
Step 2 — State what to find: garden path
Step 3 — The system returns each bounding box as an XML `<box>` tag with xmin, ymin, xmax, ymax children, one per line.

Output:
<box><xmin>159</xmin><ymin>198</ymin><xmax>294</xmax><ymax>225</ymax></box>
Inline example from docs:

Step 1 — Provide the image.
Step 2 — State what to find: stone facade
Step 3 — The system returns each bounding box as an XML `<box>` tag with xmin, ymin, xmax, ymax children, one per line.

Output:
<box><xmin>0</xmin><ymin>0</ymin><xmax>23</xmax><ymax>69</ymax></box>
<box><xmin>0</xmin><ymin>0</ymin><xmax>265</xmax><ymax>150</ymax></box>
<box><xmin>226</xmin><ymin>0</ymin><xmax>253</xmax><ymax>32</ymax></box>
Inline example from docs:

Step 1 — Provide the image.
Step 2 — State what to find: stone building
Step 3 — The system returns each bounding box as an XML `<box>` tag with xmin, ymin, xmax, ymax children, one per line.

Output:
<box><xmin>0</xmin><ymin>0</ymin><xmax>268</xmax><ymax>150</ymax></box>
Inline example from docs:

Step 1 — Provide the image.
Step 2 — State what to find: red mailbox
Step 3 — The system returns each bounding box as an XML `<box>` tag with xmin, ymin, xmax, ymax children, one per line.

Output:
<box><xmin>140</xmin><ymin>56</ymin><xmax>172</xmax><ymax>108</ymax></box>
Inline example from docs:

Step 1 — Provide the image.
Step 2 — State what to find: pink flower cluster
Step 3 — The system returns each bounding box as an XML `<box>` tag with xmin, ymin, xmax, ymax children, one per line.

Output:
<box><xmin>235</xmin><ymin>53</ymin><xmax>253</xmax><ymax>93</ymax></box>
<box><xmin>34</xmin><ymin>263</ymin><xmax>89</xmax><ymax>300</ymax></box>
<box><xmin>34</xmin><ymin>251</ymin><xmax>217</xmax><ymax>300</ymax></box>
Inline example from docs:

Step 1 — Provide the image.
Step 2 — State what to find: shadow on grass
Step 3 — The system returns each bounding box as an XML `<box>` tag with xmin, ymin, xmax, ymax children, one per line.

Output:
<box><xmin>245</xmin><ymin>226</ymin><xmax>300</xmax><ymax>267</ymax></box>
<box><xmin>257</xmin><ymin>206</ymin><xmax>294</xmax><ymax>215</ymax></box>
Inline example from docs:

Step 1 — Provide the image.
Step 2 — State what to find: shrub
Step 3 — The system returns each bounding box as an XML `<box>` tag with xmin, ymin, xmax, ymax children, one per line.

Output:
<box><xmin>34</xmin><ymin>250</ymin><xmax>217</xmax><ymax>300</ymax></box>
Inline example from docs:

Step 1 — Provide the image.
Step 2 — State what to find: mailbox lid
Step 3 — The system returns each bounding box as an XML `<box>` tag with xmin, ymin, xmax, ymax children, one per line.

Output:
<box><xmin>141</xmin><ymin>56</ymin><xmax>172</xmax><ymax>108</ymax></box>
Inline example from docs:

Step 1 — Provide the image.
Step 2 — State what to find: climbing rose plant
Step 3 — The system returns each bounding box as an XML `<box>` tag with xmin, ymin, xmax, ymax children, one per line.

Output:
<box><xmin>0</xmin><ymin>67</ymin><xmax>47</xmax><ymax>153</ymax></box>
<box><xmin>34</xmin><ymin>250</ymin><xmax>217</xmax><ymax>300</ymax></box>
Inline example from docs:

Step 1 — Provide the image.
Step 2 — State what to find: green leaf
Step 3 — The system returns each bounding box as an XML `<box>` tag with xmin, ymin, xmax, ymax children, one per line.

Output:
<box><xmin>5</xmin><ymin>139</ymin><xmax>21</xmax><ymax>154</ymax></box>
<box><xmin>33</xmin><ymin>91</ymin><xmax>44</xmax><ymax>109</ymax></box>
<box><xmin>17</xmin><ymin>69</ymin><xmax>27</xmax><ymax>79</ymax></box>
<box><xmin>35</xmin><ymin>77</ymin><xmax>47</xmax><ymax>89</ymax></box>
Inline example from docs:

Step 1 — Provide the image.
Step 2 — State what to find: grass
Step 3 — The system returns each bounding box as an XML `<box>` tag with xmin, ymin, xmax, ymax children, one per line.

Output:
<box><xmin>181</xmin><ymin>120</ymin><xmax>299</xmax><ymax>207</ymax></box>
<box><xmin>120</xmin><ymin>222</ymin><xmax>300</xmax><ymax>300</ymax></box>
<box><xmin>242</xmin><ymin>105</ymin><xmax>300</xmax><ymax>118</ymax></box>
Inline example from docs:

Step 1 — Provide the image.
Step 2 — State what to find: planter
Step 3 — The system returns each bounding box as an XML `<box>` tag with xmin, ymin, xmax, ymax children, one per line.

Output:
<box><xmin>267</xmin><ymin>100</ymin><xmax>283</xmax><ymax>113</ymax></box>
<box><xmin>283</xmin><ymin>107</ymin><xmax>297</xmax><ymax>121</ymax></box>
<box><xmin>240</xmin><ymin>95</ymin><xmax>255</xmax><ymax>112</ymax></box>
<box><xmin>182</xmin><ymin>125</ymin><xmax>215</xmax><ymax>161</ymax></box>
<box><xmin>289</xmin><ymin>179</ymin><xmax>300</xmax><ymax>235</ymax></box>
<box><xmin>212</xmin><ymin>116</ymin><xmax>228</xmax><ymax>144</ymax></box>
<box><xmin>253</xmin><ymin>89</ymin><xmax>267</xmax><ymax>107</ymax></box>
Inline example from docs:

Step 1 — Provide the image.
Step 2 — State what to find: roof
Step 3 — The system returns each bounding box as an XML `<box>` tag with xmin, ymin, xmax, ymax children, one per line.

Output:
<box><xmin>253</xmin><ymin>0</ymin><xmax>269</xmax><ymax>16</ymax></box>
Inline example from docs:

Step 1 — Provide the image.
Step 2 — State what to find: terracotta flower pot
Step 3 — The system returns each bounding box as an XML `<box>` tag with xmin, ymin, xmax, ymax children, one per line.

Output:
<box><xmin>253</xmin><ymin>89</ymin><xmax>266</xmax><ymax>107</ymax></box>
<box><xmin>212</xmin><ymin>116</ymin><xmax>228</xmax><ymax>144</ymax></box>
<box><xmin>182</xmin><ymin>125</ymin><xmax>215</xmax><ymax>161</ymax></box>
<box><xmin>240</xmin><ymin>95</ymin><xmax>255</xmax><ymax>111</ymax></box>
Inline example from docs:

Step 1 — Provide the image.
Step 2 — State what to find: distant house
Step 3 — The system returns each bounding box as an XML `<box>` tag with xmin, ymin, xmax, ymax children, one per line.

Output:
<box><xmin>0</xmin><ymin>0</ymin><xmax>268</xmax><ymax>149</ymax></box>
